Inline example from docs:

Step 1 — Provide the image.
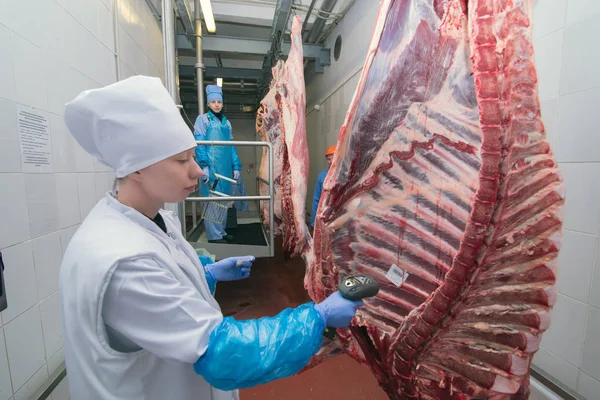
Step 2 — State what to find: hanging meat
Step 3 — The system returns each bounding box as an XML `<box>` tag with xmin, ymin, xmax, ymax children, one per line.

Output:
<box><xmin>257</xmin><ymin>1</ymin><xmax>564</xmax><ymax>398</ymax></box>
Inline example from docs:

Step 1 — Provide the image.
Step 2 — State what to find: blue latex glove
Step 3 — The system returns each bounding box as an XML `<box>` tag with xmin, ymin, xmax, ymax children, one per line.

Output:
<box><xmin>205</xmin><ymin>256</ymin><xmax>255</xmax><ymax>282</ymax></box>
<box><xmin>233</xmin><ymin>170</ymin><xmax>240</xmax><ymax>180</ymax></box>
<box><xmin>314</xmin><ymin>291</ymin><xmax>364</xmax><ymax>328</ymax></box>
<box><xmin>201</xmin><ymin>167</ymin><xmax>209</xmax><ymax>183</ymax></box>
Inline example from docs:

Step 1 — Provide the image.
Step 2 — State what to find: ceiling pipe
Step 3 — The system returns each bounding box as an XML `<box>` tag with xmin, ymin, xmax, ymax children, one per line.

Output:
<box><xmin>194</xmin><ymin>0</ymin><xmax>205</xmax><ymax>116</ymax></box>
<box><xmin>315</xmin><ymin>0</ymin><xmax>356</xmax><ymax>44</ymax></box>
<box><xmin>113</xmin><ymin>0</ymin><xmax>121</xmax><ymax>81</ymax></box>
<box><xmin>301</xmin><ymin>0</ymin><xmax>317</xmax><ymax>41</ymax></box>
<box><xmin>306</xmin><ymin>0</ymin><xmax>336</xmax><ymax>44</ymax></box>
<box><xmin>162</xmin><ymin>0</ymin><xmax>178</xmax><ymax>102</ymax></box>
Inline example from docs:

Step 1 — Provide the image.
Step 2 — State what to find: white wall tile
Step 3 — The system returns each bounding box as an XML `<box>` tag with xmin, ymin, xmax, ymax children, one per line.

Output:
<box><xmin>581</xmin><ymin>306</ymin><xmax>600</xmax><ymax>380</ymax></box>
<box><xmin>558</xmin><ymin>163</ymin><xmax>600</xmax><ymax>234</ymax></box>
<box><xmin>0</xmin><ymin>99</ymin><xmax>22</xmax><ymax>173</ymax></box>
<box><xmin>0</xmin><ymin>26</ymin><xmax>16</xmax><ymax>102</ymax></box>
<box><xmin>47</xmin><ymin>348</ymin><xmax>64</xmax><ymax>375</ymax></box>
<box><xmin>32</xmin><ymin>233</ymin><xmax>62</xmax><ymax>301</ymax></box>
<box><xmin>24</xmin><ymin>174</ymin><xmax>59</xmax><ymax>239</ymax></box>
<box><xmin>40</xmin><ymin>292</ymin><xmax>62</xmax><ymax>360</ymax></box>
<box><xmin>13</xmin><ymin>365</ymin><xmax>47</xmax><ymax>400</ymax></box>
<box><xmin>4</xmin><ymin>306</ymin><xmax>46</xmax><ymax>391</ymax></box>
<box><xmin>120</xmin><ymin>62</ymin><xmax>135</xmax><ymax>80</ymax></box>
<box><xmin>554</xmin><ymin>88</ymin><xmax>600</xmax><ymax>163</ymax></box>
<box><xmin>46</xmin><ymin>57</ymin><xmax>88</xmax><ymax>117</ymax></box>
<box><xmin>541</xmin><ymin>294</ymin><xmax>587</xmax><ymax>366</ymax></box>
<box><xmin>118</xmin><ymin>25</ymin><xmax>135</xmax><ymax>72</ymax></box>
<box><xmin>97</xmin><ymin>1</ymin><xmax>115</xmax><ymax>53</ymax></box>
<box><xmin>0</xmin><ymin>174</ymin><xmax>30</xmax><ymax>249</ymax></box>
<box><xmin>560</xmin><ymin>18</ymin><xmax>600</xmax><ymax>96</ymax></box>
<box><xmin>87</xmin><ymin>79</ymin><xmax>101</xmax><ymax>92</ymax></box>
<box><xmin>577</xmin><ymin>371</ymin><xmax>600</xmax><ymax>400</ymax></box>
<box><xmin>55</xmin><ymin>173</ymin><xmax>81</xmax><ymax>229</ymax></box>
<box><xmin>539</xmin><ymin>98</ymin><xmax>559</xmax><ymax>147</ymax></box>
<box><xmin>532</xmin><ymin>347</ymin><xmax>578</xmax><ymax>391</ymax></box>
<box><xmin>100</xmin><ymin>0</ymin><xmax>113</xmax><ymax>13</ymax></box>
<box><xmin>556</xmin><ymin>230</ymin><xmax>597</xmax><ymax>303</ymax></box>
<box><xmin>58</xmin><ymin>7</ymin><xmax>85</xmax><ymax>73</ymax></box>
<box><xmin>118</xmin><ymin>0</ymin><xmax>132</xmax><ymax>28</ymax></box>
<box><xmin>592</xmin><ymin>241</ymin><xmax>600</xmax><ymax>308</ymax></box>
<box><xmin>74</xmin><ymin>140</ymin><xmax>95</xmax><ymax>173</ymax></box>
<box><xmin>50</xmin><ymin>115</ymin><xmax>77</xmax><ymax>174</ymax></box>
<box><xmin>57</xmin><ymin>0</ymin><xmax>98</xmax><ymax>38</ymax></box>
<box><xmin>94</xmin><ymin>173</ymin><xmax>111</xmax><ymax>201</ymax></box>
<box><xmin>59</xmin><ymin>226</ymin><xmax>79</xmax><ymax>255</ymax></box>
<box><xmin>77</xmin><ymin>173</ymin><xmax>98</xmax><ymax>219</ymax></box>
<box><xmin>566</xmin><ymin>0</ymin><xmax>600</xmax><ymax>26</ymax></box>
<box><xmin>4</xmin><ymin>0</ymin><xmax>51</xmax><ymax>51</ymax></box>
<box><xmin>0</xmin><ymin>329</ymin><xmax>13</xmax><ymax>400</ymax></box>
<box><xmin>533</xmin><ymin>0</ymin><xmax>566</xmax><ymax>39</ymax></box>
<box><xmin>533</xmin><ymin>29</ymin><xmax>564</xmax><ymax>101</ymax></box>
<box><xmin>43</xmin><ymin>0</ymin><xmax>68</xmax><ymax>61</ymax></box>
<box><xmin>0</xmin><ymin>242</ymin><xmax>37</xmax><ymax>325</ymax></box>
<box><xmin>0</xmin><ymin>0</ymin><xmax>8</xmax><ymax>26</ymax></box>
<box><xmin>11</xmin><ymin>33</ymin><xmax>49</xmax><ymax>112</ymax></box>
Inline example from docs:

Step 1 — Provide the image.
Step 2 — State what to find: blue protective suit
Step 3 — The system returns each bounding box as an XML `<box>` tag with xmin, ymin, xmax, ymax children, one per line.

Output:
<box><xmin>196</xmin><ymin>255</ymin><xmax>325</xmax><ymax>390</ymax></box>
<box><xmin>194</xmin><ymin>111</ymin><xmax>242</xmax><ymax>241</ymax></box>
<box><xmin>310</xmin><ymin>169</ymin><xmax>329</xmax><ymax>228</ymax></box>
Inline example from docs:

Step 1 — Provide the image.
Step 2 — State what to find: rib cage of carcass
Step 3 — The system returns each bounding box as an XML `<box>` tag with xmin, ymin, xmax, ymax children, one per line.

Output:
<box><xmin>257</xmin><ymin>1</ymin><xmax>564</xmax><ymax>398</ymax></box>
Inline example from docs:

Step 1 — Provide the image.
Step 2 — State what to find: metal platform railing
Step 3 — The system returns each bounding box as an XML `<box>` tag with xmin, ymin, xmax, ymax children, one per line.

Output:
<box><xmin>183</xmin><ymin>140</ymin><xmax>275</xmax><ymax>258</ymax></box>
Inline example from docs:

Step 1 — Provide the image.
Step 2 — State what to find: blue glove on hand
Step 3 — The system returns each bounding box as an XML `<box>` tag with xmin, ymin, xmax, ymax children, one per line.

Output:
<box><xmin>233</xmin><ymin>170</ymin><xmax>240</xmax><ymax>180</ymax></box>
<box><xmin>201</xmin><ymin>167</ymin><xmax>209</xmax><ymax>183</ymax></box>
<box><xmin>314</xmin><ymin>291</ymin><xmax>364</xmax><ymax>328</ymax></box>
<box><xmin>205</xmin><ymin>256</ymin><xmax>255</xmax><ymax>282</ymax></box>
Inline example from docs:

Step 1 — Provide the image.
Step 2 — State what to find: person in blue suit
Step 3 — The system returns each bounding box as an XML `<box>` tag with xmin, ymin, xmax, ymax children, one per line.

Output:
<box><xmin>194</xmin><ymin>85</ymin><xmax>242</xmax><ymax>243</ymax></box>
<box><xmin>310</xmin><ymin>145</ymin><xmax>335</xmax><ymax>231</ymax></box>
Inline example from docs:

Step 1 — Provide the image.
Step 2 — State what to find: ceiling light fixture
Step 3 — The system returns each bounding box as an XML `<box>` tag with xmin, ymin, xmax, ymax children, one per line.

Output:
<box><xmin>200</xmin><ymin>0</ymin><xmax>216</xmax><ymax>33</ymax></box>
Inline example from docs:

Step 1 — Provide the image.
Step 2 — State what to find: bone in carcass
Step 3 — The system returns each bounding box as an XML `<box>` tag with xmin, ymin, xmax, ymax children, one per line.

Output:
<box><xmin>258</xmin><ymin>16</ymin><xmax>312</xmax><ymax>258</ymax></box>
<box><xmin>256</xmin><ymin>62</ymin><xmax>285</xmax><ymax>235</ymax></box>
<box><xmin>304</xmin><ymin>0</ymin><xmax>564</xmax><ymax>398</ymax></box>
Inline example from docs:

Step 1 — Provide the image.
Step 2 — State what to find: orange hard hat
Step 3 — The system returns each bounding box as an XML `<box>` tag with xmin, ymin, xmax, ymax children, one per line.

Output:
<box><xmin>325</xmin><ymin>145</ymin><xmax>336</xmax><ymax>157</ymax></box>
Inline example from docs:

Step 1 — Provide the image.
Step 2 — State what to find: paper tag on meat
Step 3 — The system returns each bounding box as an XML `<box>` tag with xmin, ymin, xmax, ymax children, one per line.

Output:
<box><xmin>386</xmin><ymin>264</ymin><xmax>409</xmax><ymax>287</ymax></box>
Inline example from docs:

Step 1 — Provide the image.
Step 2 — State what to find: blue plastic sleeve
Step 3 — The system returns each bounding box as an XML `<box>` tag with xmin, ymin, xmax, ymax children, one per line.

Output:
<box><xmin>193</xmin><ymin>303</ymin><xmax>325</xmax><ymax>390</ymax></box>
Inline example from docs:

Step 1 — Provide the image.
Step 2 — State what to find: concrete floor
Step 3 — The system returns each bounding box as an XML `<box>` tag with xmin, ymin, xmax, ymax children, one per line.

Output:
<box><xmin>214</xmin><ymin>237</ymin><xmax>389</xmax><ymax>400</ymax></box>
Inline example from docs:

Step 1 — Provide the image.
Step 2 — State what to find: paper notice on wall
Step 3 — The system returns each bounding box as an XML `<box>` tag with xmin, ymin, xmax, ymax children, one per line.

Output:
<box><xmin>17</xmin><ymin>105</ymin><xmax>53</xmax><ymax>173</ymax></box>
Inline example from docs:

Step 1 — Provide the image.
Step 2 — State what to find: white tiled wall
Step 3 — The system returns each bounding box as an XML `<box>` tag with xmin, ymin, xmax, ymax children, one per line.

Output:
<box><xmin>303</xmin><ymin>0</ymin><xmax>600</xmax><ymax>397</ymax></box>
<box><xmin>0</xmin><ymin>0</ymin><xmax>164</xmax><ymax>398</ymax></box>
<box><xmin>531</xmin><ymin>0</ymin><xmax>600</xmax><ymax>396</ymax></box>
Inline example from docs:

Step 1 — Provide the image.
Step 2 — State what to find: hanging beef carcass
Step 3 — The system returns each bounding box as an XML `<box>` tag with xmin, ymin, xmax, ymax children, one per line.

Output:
<box><xmin>257</xmin><ymin>1</ymin><xmax>564</xmax><ymax>398</ymax></box>
<box><xmin>257</xmin><ymin>16</ymin><xmax>311</xmax><ymax>259</ymax></box>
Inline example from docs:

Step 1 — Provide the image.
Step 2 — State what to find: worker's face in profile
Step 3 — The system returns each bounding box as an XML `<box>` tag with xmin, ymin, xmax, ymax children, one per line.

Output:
<box><xmin>208</xmin><ymin>100</ymin><xmax>223</xmax><ymax>113</ymax></box>
<box><xmin>326</xmin><ymin>154</ymin><xmax>333</xmax><ymax>166</ymax></box>
<box><xmin>136</xmin><ymin>148</ymin><xmax>202</xmax><ymax>203</ymax></box>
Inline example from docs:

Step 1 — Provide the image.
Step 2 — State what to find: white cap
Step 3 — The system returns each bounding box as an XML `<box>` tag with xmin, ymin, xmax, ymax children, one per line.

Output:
<box><xmin>64</xmin><ymin>76</ymin><xmax>197</xmax><ymax>178</ymax></box>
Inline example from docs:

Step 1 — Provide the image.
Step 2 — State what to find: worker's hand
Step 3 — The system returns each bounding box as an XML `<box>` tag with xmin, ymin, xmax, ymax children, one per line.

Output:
<box><xmin>201</xmin><ymin>167</ymin><xmax>209</xmax><ymax>183</ymax></box>
<box><xmin>233</xmin><ymin>170</ymin><xmax>240</xmax><ymax>180</ymax></box>
<box><xmin>314</xmin><ymin>291</ymin><xmax>364</xmax><ymax>328</ymax></box>
<box><xmin>205</xmin><ymin>256</ymin><xmax>255</xmax><ymax>282</ymax></box>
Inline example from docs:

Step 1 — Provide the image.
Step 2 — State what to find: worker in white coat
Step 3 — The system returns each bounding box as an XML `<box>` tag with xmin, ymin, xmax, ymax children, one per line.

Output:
<box><xmin>59</xmin><ymin>75</ymin><xmax>363</xmax><ymax>400</ymax></box>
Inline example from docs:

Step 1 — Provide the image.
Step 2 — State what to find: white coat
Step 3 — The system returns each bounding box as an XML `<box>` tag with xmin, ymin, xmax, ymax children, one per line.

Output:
<box><xmin>59</xmin><ymin>193</ymin><xmax>238</xmax><ymax>400</ymax></box>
